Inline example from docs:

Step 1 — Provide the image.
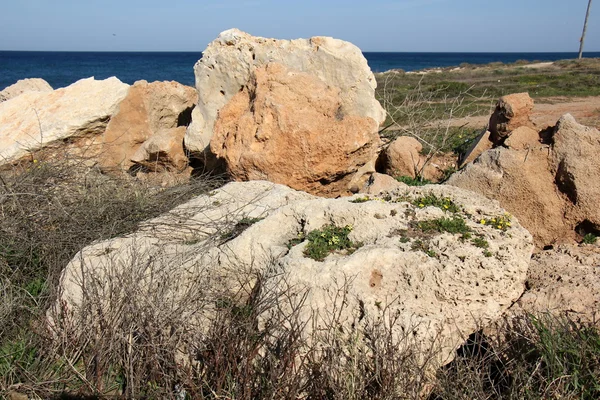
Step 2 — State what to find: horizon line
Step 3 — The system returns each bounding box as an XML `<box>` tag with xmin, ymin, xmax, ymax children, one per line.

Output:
<box><xmin>2</xmin><ymin>49</ymin><xmax>600</xmax><ymax>54</ymax></box>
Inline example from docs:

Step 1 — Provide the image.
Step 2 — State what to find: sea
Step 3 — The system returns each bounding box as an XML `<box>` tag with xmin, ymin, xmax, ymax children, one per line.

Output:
<box><xmin>1</xmin><ymin>51</ymin><xmax>600</xmax><ymax>90</ymax></box>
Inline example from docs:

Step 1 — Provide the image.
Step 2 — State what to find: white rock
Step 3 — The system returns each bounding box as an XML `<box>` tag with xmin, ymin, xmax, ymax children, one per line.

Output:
<box><xmin>0</xmin><ymin>78</ymin><xmax>53</xmax><ymax>102</ymax></box>
<box><xmin>53</xmin><ymin>180</ymin><xmax>533</xmax><ymax>369</ymax></box>
<box><xmin>185</xmin><ymin>28</ymin><xmax>386</xmax><ymax>156</ymax></box>
<box><xmin>0</xmin><ymin>77</ymin><xmax>129</xmax><ymax>164</ymax></box>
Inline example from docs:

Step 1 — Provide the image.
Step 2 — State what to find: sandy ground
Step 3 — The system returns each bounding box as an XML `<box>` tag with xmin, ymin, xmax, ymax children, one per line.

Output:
<box><xmin>451</xmin><ymin>96</ymin><xmax>600</xmax><ymax>130</ymax></box>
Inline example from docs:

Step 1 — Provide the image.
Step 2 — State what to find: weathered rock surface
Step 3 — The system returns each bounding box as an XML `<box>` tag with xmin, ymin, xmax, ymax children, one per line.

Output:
<box><xmin>54</xmin><ymin>180</ymin><xmax>533</xmax><ymax>369</ymax></box>
<box><xmin>459</xmin><ymin>130</ymin><xmax>493</xmax><ymax>168</ymax></box>
<box><xmin>489</xmin><ymin>92</ymin><xmax>534</xmax><ymax>144</ymax></box>
<box><xmin>185</xmin><ymin>28</ymin><xmax>386</xmax><ymax>159</ymax></box>
<box><xmin>448</xmin><ymin>147</ymin><xmax>569</xmax><ymax>248</ymax></box>
<box><xmin>449</xmin><ymin>114</ymin><xmax>600</xmax><ymax>248</ymax></box>
<box><xmin>210</xmin><ymin>63</ymin><xmax>381</xmax><ymax>196</ymax></box>
<box><xmin>100</xmin><ymin>80</ymin><xmax>196</xmax><ymax>171</ymax></box>
<box><xmin>515</xmin><ymin>244</ymin><xmax>600</xmax><ymax>324</ymax></box>
<box><xmin>551</xmin><ymin>114</ymin><xmax>600</xmax><ymax>232</ymax></box>
<box><xmin>130</xmin><ymin>126</ymin><xmax>188</xmax><ymax>172</ymax></box>
<box><xmin>0</xmin><ymin>77</ymin><xmax>129</xmax><ymax>164</ymax></box>
<box><xmin>503</xmin><ymin>126</ymin><xmax>540</xmax><ymax>150</ymax></box>
<box><xmin>382</xmin><ymin>136</ymin><xmax>422</xmax><ymax>178</ymax></box>
<box><xmin>360</xmin><ymin>172</ymin><xmax>405</xmax><ymax>194</ymax></box>
<box><xmin>0</xmin><ymin>78</ymin><xmax>53</xmax><ymax>102</ymax></box>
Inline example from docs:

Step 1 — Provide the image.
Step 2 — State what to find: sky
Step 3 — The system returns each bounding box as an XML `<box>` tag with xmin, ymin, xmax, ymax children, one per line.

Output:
<box><xmin>0</xmin><ymin>0</ymin><xmax>599</xmax><ymax>53</ymax></box>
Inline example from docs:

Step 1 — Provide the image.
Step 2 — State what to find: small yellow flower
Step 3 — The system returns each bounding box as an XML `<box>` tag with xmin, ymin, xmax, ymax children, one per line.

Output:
<box><xmin>491</xmin><ymin>218</ymin><xmax>496</xmax><ymax>223</ymax></box>
<box><xmin>33</xmin><ymin>159</ymin><xmax>38</xmax><ymax>163</ymax></box>
<box><xmin>497</xmin><ymin>225</ymin><xmax>502</xmax><ymax>229</ymax></box>
<box><xmin>419</xmin><ymin>203</ymin><xmax>424</xmax><ymax>208</ymax></box>
<box><xmin>507</xmin><ymin>222</ymin><xmax>511</xmax><ymax>227</ymax></box>
<box><xmin>480</xmin><ymin>219</ymin><xmax>486</xmax><ymax>224</ymax></box>
<box><xmin>444</xmin><ymin>205</ymin><xmax>449</xmax><ymax>209</ymax></box>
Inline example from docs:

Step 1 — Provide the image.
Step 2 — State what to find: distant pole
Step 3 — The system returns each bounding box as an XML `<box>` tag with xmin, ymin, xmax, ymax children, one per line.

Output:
<box><xmin>579</xmin><ymin>0</ymin><xmax>593</xmax><ymax>59</ymax></box>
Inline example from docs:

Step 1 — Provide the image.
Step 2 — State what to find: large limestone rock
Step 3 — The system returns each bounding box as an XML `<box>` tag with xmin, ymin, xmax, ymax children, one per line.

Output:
<box><xmin>489</xmin><ymin>92</ymin><xmax>534</xmax><ymax>144</ymax></box>
<box><xmin>0</xmin><ymin>77</ymin><xmax>129</xmax><ymax>164</ymax></box>
<box><xmin>54</xmin><ymin>180</ymin><xmax>533</xmax><ymax>370</ymax></box>
<box><xmin>185</xmin><ymin>29</ymin><xmax>386</xmax><ymax>158</ymax></box>
<box><xmin>210</xmin><ymin>63</ymin><xmax>381</xmax><ymax>196</ymax></box>
<box><xmin>0</xmin><ymin>78</ymin><xmax>53</xmax><ymax>102</ymax></box>
<box><xmin>515</xmin><ymin>244</ymin><xmax>600</xmax><ymax>325</ymax></box>
<box><xmin>448</xmin><ymin>114</ymin><xmax>600</xmax><ymax>248</ymax></box>
<box><xmin>100</xmin><ymin>80</ymin><xmax>196</xmax><ymax>172</ymax></box>
<box><xmin>551</xmin><ymin>114</ymin><xmax>600</xmax><ymax>232</ymax></box>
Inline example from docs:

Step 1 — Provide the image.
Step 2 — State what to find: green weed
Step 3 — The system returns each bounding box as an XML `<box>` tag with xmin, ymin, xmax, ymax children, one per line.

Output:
<box><xmin>411</xmin><ymin>239</ymin><xmax>437</xmax><ymax>258</ymax></box>
<box><xmin>471</xmin><ymin>236</ymin><xmax>489</xmax><ymax>249</ymax></box>
<box><xmin>414</xmin><ymin>216</ymin><xmax>471</xmax><ymax>235</ymax></box>
<box><xmin>303</xmin><ymin>225</ymin><xmax>361</xmax><ymax>261</ymax></box>
<box><xmin>479</xmin><ymin>214</ymin><xmax>512</xmax><ymax>231</ymax></box>
<box><xmin>413</xmin><ymin>193</ymin><xmax>461</xmax><ymax>213</ymax></box>
<box><xmin>583</xmin><ymin>233</ymin><xmax>598</xmax><ymax>244</ymax></box>
<box><xmin>349</xmin><ymin>196</ymin><xmax>371</xmax><ymax>203</ymax></box>
<box><xmin>396</xmin><ymin>176</ymin><xmax>432</xmax><ymax>186</ymax></box>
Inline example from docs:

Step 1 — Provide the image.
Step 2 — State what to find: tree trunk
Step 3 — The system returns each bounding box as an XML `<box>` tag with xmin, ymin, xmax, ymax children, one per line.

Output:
<box><xmin>579</xmin><ymin>0</ymin><xmax>593</xmax><ymax>59</ymax></box>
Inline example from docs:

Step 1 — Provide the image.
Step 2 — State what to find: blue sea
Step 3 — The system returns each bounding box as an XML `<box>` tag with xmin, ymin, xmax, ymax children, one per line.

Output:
<box><xmin>1</xmin><ymin>51</ymin><xmax>600</xmax><ymax>90</ymax></box>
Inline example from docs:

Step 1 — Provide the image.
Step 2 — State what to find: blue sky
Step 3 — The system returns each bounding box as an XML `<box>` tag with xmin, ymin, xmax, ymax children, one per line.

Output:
<box><xmin>1</xmin><ymin>0</ymin><xmax>598</xmax><ymax>52</ymax></box>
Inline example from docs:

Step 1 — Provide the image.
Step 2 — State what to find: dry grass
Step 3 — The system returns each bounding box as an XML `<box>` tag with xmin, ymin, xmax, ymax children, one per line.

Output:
<box><xmin>1</xmin><ymin>155</ymin><xmax>599</xmax><ymax>399</ymax></box>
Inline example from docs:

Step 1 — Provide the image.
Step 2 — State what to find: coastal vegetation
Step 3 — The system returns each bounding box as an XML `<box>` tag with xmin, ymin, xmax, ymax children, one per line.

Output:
<box><xmin>376</xmin><ymin>57</ymin><xmax>600</xmax><ymax>157</ymax></box>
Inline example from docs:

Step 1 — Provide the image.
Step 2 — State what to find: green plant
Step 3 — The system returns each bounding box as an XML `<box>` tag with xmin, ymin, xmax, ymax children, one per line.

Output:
<box><xmin>411</xmin><ymin>239</ymin><xmax>437</xmax><ymax>258</ymax></box>
<box><xmin>479</xmin><ymin>213</ymin><xmax>512</xmax><ymax>231</ymax></box>
<box><xmin>414</xmin><ymin>216</ymin><xmax>471</xmax><ymax>235</ymax></box>
<box><xmin>287</xmin><ymin>232</ymin><xmax>306</xmax><ymax>249</ymax></box>
<box><xmin>431</xmin><ymin>313</ymin><xmax>600</xmax><ymax>399</ymax></box>
<box><xmin>528</xmin><ymin>314</ymin><xmax>600</xmax><ymax>397</ymax></box>
<box><xmin>583</xmin><ymin>233</ymin><xmax>598</xmax><ymax>244</ymax></box>
<box><xmin>303</xmin><ymin>225</ymin><xmax>361</xmax><ymax>261</ymax></box>
<box><xmin>412</xmin><ymin>193</ymin><xmax>461</xmax><ymax>213</ymax></box>
<box><xmin>395</xmin><ymin>176</ymin><xmax>432</xmax><ymax>186</ymax></box>
<box><xmin>349</xmin><ymin>196</ymin><xmax>371</xmax><ymax>203</ymax></box>
<box><xmin>471</xmin><ymin>236</ymin><xmax>489</xmax><ymax>249</ymax></box>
